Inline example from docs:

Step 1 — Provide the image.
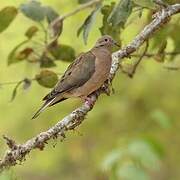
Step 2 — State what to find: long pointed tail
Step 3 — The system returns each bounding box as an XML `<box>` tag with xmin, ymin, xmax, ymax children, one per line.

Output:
<box><xmin>32</xmin><ymin>98</ymin><xmax>55</xmax><ymax>119</ymax></box>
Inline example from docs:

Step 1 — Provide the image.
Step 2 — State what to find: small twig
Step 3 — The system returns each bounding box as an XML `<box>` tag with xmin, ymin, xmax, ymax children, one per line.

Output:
<box><xmin>120</xmin><ymin>41</ymin><xmax>149</xmax><ymax>78</ymax></box>
<box><xmin>131</xmin><ymin>51</ymin><xmax>180</xmax><ymax>58</ymax></box>
<box><xmin>129</xmin><ymin>40</ymin><xmax>149</xmax><ymax>78</ymax></box>
<box><xmin>0</xmin><ymin>78</ymin><xmax>35</xmax><ymax>86</ymax></box>
<box><xmin>0</xmin><ymin>81</ymin><xmax>23</xmax><ymax>86</ymax></box>
<box><xmin>133</xmin><ymin>7</ymin><xmax>145</xmax><ymax>13</ymax></box>
<box><xmin>52</xmin><ymin>0</ymin><xmax>102</xmax><ymax>25</ymax></box>
<box><xmin>39</xmin><ymin>23</ymin><xmax>48</xmax><ymax>45</ymax></box>
<box><xmin>153</xmin><ymin>0</ymin><xmax>169</xmax><ymax>8</ymax></box>
<box><xmin>3</xmin><ymin>136</ymin><xmax>18</xmax><ymax>151</ymax></box>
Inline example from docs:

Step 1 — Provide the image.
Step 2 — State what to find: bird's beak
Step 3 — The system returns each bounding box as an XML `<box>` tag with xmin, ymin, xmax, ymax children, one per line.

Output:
<box><xmin>114</xmin><ymin>41</ymin><xmax>120</xmax><ymax>47</ymax></box>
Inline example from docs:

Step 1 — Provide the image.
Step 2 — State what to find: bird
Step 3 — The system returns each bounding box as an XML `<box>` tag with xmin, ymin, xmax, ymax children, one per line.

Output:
<box><xmin>32</xmin><ymin>35</ymin><xmax>120</xmax><ymax>119</ymax></box>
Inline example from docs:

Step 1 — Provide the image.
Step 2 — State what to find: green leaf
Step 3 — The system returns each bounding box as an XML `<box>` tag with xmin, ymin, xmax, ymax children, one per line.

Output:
<box><xmin>35</xmin><ymin>70</ymin><xmax>58</xmax><ymax>88</ymax></box>
<box><xmin>151</xmin><ymin>110</ymin><xmax>172</xmax><ymax>129</ymax></box>
<box><xmin>169</xmin><ymin>22</ymin><xmax>180</xmax><ymax>61</ymax></box>
<box><xmin>78</xmin><ymin>0</ymin><xmax>92</xmax><ymax>4</ymax></box>
<box><xmin>143</xmin><ymin>137</ymin><xmax>164</xmax><ymax>158</ymax></box>
<box><xmin>10</xmin><ymin>81</ymin><xmax>23</xmax><ymax>102</ymax></box>
<box><xmin>10</xmin><ymin>78</ymin><xmax>32</xmax><ymax>101</ymax></box>
<box><xmin>107</xmin><ymin>0</ymin><xmax>133</xmax><ymax>27</ymax></box>
<box><xmin>151</xmin><ymin>25</ymin><xmax>169</xmax><ymax>49</ymax></box>
<box><xmin>16</xmin><ymin>47</ymin><xmax>34</xmax><ymax>60</ymax></box>
<box><xmin>44</xmin><ymin>6</ymin><xmax>59</xmax><ymax>24</ymax></box>
<box><xmin>133</xmin><ymin>0</ymin><xmax>155</xmax><ymax>9</ymax></box>
<box><xmin>77</xmin><ymin>4</ymin><xmax>101</xmax><ymax>44</ymax></box>
<box><xmin>102</xmin><ymin>150</ymin><xmax>123</xmax><ymax>171</ymax></box>
<box><xmin>49</xmin><ymin>44</ymin><xmax>76</xmax><ymax>62</ymax></box>
<box><xmin>20</xmin><ymin>1</ymin><xmax>45</xmax><ymax>22</ymax></box>
<box><xmin>25</xmin><ymin>26</ymin><xmax>38</xmax><ymax>39</ymax></box>
<box><xmin>118</xmin><ymin>164</ymin><xmax>150</xmax><ymax>180</ymax></box>
<box><xmin>99</xmin><ymin>3</ymin><xmax>121</xmax><ymax>46</ymax></box>
<box><xmin>152</xmin><ymin>21</ymin><xmax>179</xmax><ymax>61</ymax></box>
<box><xmin>40</xmin><ymin>54</ymin><xmax>56</xmax><ymax>68</ymax></box>
<box><xmin>128</xmin><ymin>139</ymin><xmax>161</xmax><ymax>170</ymax></box>
<box><xmin>0</xmin><ymin>6</ymin><xmax>18</xmax><ymax>33</ymax></box>
<box><xmin>8</xmin><ymin>40</ymin><xmax>29</xmax><ymax>65</ymax></box>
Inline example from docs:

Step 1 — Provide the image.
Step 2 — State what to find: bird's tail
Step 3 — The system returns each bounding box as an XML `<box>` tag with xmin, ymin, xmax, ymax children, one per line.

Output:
<box><xmin>32</xmin><ymin>98</ymin><xmax>56</xmax><ymax>119</ymax></box>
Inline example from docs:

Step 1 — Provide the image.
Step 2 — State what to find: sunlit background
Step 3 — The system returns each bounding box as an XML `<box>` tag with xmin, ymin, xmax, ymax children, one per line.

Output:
<box><xmin>0</xmin><ymin>0</ymin><xmax>180</xmax><ymax>179</ymax></box>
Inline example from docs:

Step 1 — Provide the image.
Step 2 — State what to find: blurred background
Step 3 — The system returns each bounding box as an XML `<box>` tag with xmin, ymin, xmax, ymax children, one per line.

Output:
<box><xmin>0</xmin><ymin>0</ymin><xmax>180</xmax><ymax>179</ymax></box>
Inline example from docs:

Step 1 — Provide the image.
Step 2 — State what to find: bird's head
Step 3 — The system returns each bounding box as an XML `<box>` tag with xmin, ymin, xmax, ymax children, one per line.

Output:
<box><xmin>94</xmin><ymin>35</ymin><xmax>120</xmax><ymax>49</ymax></box>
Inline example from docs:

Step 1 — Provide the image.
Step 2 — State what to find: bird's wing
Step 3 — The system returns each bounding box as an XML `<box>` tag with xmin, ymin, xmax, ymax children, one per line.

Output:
<box><xmin>43</xmin><ymin>51</ymin><xmax>96</xmax><ymax>101</ymax></box>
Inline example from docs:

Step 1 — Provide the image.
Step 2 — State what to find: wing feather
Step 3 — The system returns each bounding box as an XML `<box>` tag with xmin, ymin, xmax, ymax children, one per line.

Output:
<box><xmin>43</xmin><ymin>51</ymin><xmax>96</xmax><ymax>101</ymax></box>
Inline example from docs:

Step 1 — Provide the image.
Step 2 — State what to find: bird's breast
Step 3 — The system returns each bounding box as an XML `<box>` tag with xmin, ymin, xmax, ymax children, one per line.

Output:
<box><xmin>69</xmin><ymin>49</ymin><xmax>112</xmax><ymax>97</ymax></box>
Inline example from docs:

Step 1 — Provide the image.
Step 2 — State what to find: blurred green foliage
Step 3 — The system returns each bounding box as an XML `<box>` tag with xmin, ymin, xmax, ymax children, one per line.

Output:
<box><xmin>0</xmin><ymin>0</ymin><xmax>180</xmax><ymax>179</ymax></box>
<box><xmin>0</xmin><ymin>6</ymin><xmax>18</xmax><ymax>33</ymax></box>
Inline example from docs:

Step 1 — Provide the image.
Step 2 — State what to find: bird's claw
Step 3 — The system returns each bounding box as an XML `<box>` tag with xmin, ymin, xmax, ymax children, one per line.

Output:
<box><xmin>84</xmin><ymin>97</ymin><xmax>94</xmax><ymax>108</ymax></box>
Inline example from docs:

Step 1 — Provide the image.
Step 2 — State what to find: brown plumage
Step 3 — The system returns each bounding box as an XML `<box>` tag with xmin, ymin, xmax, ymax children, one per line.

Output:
<box><xmin>32</xmin><ymin>35</ymin><xmax>119</xmax><ymax>119</ymax></box>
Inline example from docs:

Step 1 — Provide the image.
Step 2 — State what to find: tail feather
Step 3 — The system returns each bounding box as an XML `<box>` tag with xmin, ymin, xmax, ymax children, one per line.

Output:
<box><xmin>32</xmin><ymin>98</ymin><xmax>55</xmax><ymax>119</ymax></box>
<box><xmin>49</xmin><ymin>97</ymin><xmax>67</xmax><ymax>107</ymax></box>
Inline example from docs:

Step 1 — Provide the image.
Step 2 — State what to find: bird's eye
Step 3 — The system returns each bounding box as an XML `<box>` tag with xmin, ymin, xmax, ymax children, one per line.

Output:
<box><xmin>104</xmin><ymin>38</ymin><xmax>108</xmax><ymax>42</ymax></box>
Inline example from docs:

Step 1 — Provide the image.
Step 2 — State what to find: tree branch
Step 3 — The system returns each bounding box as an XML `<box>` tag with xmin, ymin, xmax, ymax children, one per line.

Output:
<box><xmin>120</xmin><ymin>40</ymin><xmax>149</xmax><ymax>78</ymax></box>
<box><xmin>52</xmin><ymin>0</ymin><xmax>102</xmax><ymax>24</ymax></box>
<box><xmin>0</xmin><ymin>3</ymin><xmax>180</xmax><ymax>172</ymax></box>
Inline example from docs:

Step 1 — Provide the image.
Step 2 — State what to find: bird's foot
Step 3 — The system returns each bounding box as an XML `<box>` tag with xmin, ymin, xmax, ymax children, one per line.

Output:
<box><xmin>84</xmin><ymin>97</ymin><xmax>94</xmax><ymax>108</ymax></box>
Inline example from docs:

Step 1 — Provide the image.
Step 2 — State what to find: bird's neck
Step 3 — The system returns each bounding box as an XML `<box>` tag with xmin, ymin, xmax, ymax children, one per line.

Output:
<box><xmin>91</xmin><ymin>46</ymin><xmax>112</xmax><ymax>61</ymax></box>
<box><xmin>91</xmin><ymin>46</ymin><xmax>111</xmax><ymax>53</ymax></box>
